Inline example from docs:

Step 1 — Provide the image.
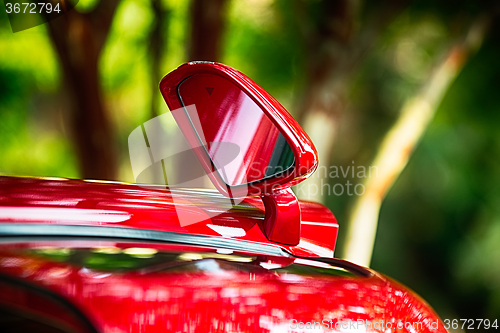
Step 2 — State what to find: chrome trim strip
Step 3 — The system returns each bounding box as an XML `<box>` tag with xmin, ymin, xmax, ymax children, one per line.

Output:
<box><xmin>0</xmin><ymin>224</ymin><xmax>288</xmax><ymax>257</ymax></box>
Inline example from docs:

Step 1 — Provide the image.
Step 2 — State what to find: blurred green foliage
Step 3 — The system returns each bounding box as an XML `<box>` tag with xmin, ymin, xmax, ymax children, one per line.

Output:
<box><xmin>0</xmin><ymin>11</ymin><xmax>76</xmax><ymax>177</ymax></box>
<box><xmin>0</xmin><ymin>0</ymin><xmax>499</xmax><ymax>323</ymax></box>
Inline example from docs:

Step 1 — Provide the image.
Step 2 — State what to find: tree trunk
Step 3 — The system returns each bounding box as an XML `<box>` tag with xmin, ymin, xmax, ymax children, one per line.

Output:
<box><xmin>46</xmin><ymin>0</ymin><xmax>120</xmax><ymax>180</ymax></box>
<box><xmin>188</xmin><ymin>0</ymin><xmax>228</xmax><ymax>61</ymax></box>
<box><xmin>293</xmin><ymin>0</ymin><xmax>408</xmax><ymax>203</ymax></box>
<box><xmin>150</xmin><ymin>0</ymin><xmax>169</xmax><ymax>119</ymax></box>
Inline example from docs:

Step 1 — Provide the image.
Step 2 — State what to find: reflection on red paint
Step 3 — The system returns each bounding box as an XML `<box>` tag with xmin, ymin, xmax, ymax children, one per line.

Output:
<box><xmin>0</xmin><ymin>176</ymin><xmax>339</xmax><ymax>258</ymax></box>
<box><xmin>0</xmin><ymin>242</ymin><xmax>446</xmax><ymax>333</ymax></box>
<box><xmin>179</xmin><ymin>74</ymin><xmax>287</xmax><ymax>186</ymax></box>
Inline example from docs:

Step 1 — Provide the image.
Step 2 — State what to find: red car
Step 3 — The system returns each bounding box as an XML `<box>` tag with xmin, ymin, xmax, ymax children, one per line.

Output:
<box><xmin>0</xmin><ymin>62</ymin><xmax>446</xmax><ymax>332</ymax></box>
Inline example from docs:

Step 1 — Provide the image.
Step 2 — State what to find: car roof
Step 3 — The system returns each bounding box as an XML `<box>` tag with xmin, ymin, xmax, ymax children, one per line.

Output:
<box><xmin>0</xmin><ymin>176</ymin><xmax>338</xmax><ymax>257</ymax></box>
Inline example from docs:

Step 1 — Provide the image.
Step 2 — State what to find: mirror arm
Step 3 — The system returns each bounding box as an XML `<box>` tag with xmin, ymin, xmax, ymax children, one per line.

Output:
<box><xmin>260</xmin><ymin>188</ymin><xmax>301</xmax><ymax>246</ymax></box>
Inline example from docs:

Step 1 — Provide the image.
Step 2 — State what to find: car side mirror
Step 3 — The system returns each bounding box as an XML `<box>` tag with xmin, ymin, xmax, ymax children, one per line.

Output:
<box><xmin>159</xmin><ymin>62</ymin><xmax>318</xmax><ymax>245</ymax></box>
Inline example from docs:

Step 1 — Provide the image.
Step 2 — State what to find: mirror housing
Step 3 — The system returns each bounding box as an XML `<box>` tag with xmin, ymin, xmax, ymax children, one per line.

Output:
<box><xmin>160</xmin><ymin>62</ymin><xmax>318</xmax><ymax>245</ymax></box>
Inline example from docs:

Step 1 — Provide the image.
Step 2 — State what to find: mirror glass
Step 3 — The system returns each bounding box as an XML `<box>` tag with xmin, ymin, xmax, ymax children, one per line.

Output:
<box><xmin>178</xmin><ymin>74</ymin><xmax>295</xmax><ymax>186</ymax></box>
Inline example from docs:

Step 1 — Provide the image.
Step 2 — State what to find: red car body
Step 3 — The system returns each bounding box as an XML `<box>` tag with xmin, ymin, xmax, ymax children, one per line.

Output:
<box><xmin>0</xmin><ymin>62</ymin><xmax>446</xmax><ymax>332</ymax></box>
<box><xmin>0</xmin><ymin>176</ymin><xmax>445</xmax><ymax>333</ymax></box>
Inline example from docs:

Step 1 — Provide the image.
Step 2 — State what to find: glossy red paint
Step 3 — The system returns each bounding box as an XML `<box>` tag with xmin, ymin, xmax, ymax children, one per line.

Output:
<box><xmin>159</xmin><ymin>62</ymin><xmax>318</xmax><ymax>197</ymax></box>
<box><xmin>0</xmin><ymin>241</ymin><xmax>447</xmax><ymax>333</ymax></box>
<box><xmin>261</xmin><ymin>188</ymin><xmax>301</xmax><ymax>246</ymax></box>
<box><xmin>160</xmin><ymin>62</ymin><xmax>318</xmax><ymax>245</ymax></box>
<box><xmin>0</xmin><ymin>176</ymin><xmax>338</xmax><ymax>258</ymax></box>
<box><xmin>177</xmin><ymin>73</ymin><xmax>290</xmax><ymax>186</ymax></box>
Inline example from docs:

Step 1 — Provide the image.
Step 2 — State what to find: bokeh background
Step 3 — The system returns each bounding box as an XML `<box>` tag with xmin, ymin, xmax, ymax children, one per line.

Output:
<box><xmin>1</xmin><ymin>0</ymin><xmax>500</xmax><ymax>328</ymax></box>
